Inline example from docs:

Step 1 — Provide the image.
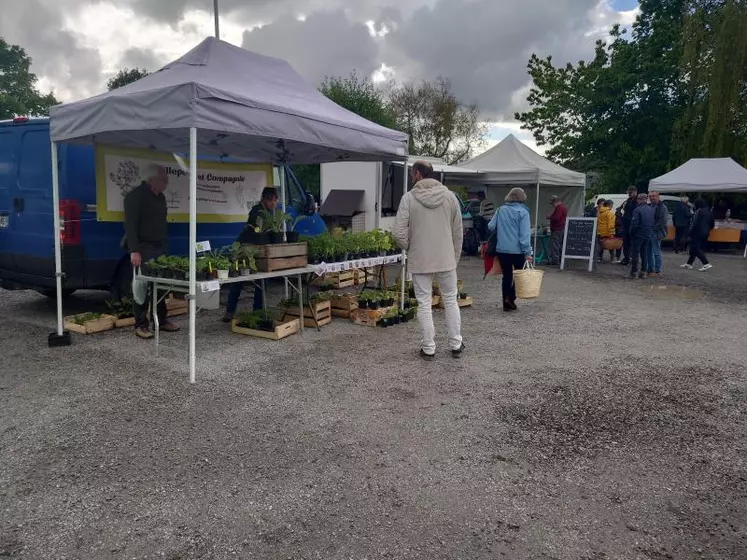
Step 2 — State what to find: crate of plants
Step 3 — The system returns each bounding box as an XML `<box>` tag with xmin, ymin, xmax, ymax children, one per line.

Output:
<box><xmin>378</xmin><ymin>306</ymin><xmax>417</xmax><ymax>328</ymax></box>
<box><xmin>350</xmin><ymin>290</ymin><xmax>398</xmax><ymax>327</ymax></box>
<box><xmin>166</xmin><ymin>294</ymin><xmax>189</xmax><ymax>317</ymax></box>
<box><xmin>231</xmin><ymin>310</ymin><xmax>300</xmax><ymax>340</ymax></box>
<box><xmin>106</xmin><ymin>298</ymin><xmax>136</xmax><ymax>328</ymax></box>
<box><xmin>330</xmin><ymin>292</ymin><xmax>359</xmax><ymax>318</ymax></box>
<box><xmin>64</xmin><ymin>312</ymin><xmax>116</xmax><ymax>335</ymax></box>
<box><xmin>280</xmin><ymin>292</ymin><xmax>333</xmax><ymax>328</ymax></box>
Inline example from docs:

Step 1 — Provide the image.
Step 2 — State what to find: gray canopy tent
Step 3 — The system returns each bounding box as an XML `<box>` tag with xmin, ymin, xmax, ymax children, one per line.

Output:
<box><xmin>459</xmin><ymin>135</ymin><xmax>586</xmax><ymax>251</ymax></box>
<box><xmin>49</xmin><ymin>37</ymin><xmax>408</xmax><ymax>382</ymax></box>
<box><xmin>649</xmin><ymin>157</ymin><xmax>747</xmax><ymax>193</ymax></box>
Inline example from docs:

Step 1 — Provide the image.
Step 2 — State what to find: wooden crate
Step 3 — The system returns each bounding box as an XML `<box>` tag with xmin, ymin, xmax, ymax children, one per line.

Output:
<box><xmin>231</xmin><ymin>318</ymin><xmax>300</xmax><ymax>340</ymax></box>
<box><xmin>435</xmin><ymin>296</ymin><xmax>473</xmax><ymax>309</ymax></box>
<box><xmin>431</xmin><ymin>295</ymin><xmax>441</xmax><ymax>308</ymax></box>
<box><xmin>350</xmin><ymin>305</ymin><xmax>397</xmax><ymax>327</ymax></box>
<box><xmin>253</xmin><ymin>242</ymin><xmax>308</xmax><ymax>272</ymax></box>
<box><xmin>352</xmin><ymin>268</ymin><xmax>369</xmax><ymax>285</ymax></box>
<box><xmin>64</xmin><ymin>314</ymin><xmax>116</xmax><ymax>335</ymax></box>
<box><xmin>331</xmin><ymin>293</ymin><xmax>358</xmax><ymax>318</ymax></box>
<box><xmin>166</xmin><ymin>295</ymin><xmax>188</xmax><ymax>318</ymax></box>
<box><xmin>114</xmin><ymin>317</ymin><xmax>136</xmax><ymax>328</ymax></box>
<box><xmin>285</xmin><ymin>300</ymin><xmax>332</xmax><ymax>328</ymax></box>
<box><xmin>323</xmin><ymin>270</ymin><xmax>356</xmax><ymax>289</ymax></box>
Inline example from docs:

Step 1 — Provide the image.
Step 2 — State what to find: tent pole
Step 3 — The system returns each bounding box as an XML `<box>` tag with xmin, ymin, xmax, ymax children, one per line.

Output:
<box><xmin>280</xmin><ymin>165</ymin><xmax>289</xmax><ymax>299</ymax></box>
<box><xmin>188</xmin><ymin>127</ymin><xmax>198</xmax><ymax>384</ymax></box>
<box><xmin>213</xmin><ymin>0</ymin><xmax>220</xmax><ymax>39</ymax></box>
<box><xmin>400</xmin><ymin>157</ymin><xmax>409</xmax><ymax>310</ymax></box>
<box><xmin>534</xmin><ymin>181</ymin><xmax>540</xmax><ymax>256</ymax></box>
<box><xmin>51</xmin><ymin>141</ymin><xmax>64</xmax><ymax>336</ymax></box>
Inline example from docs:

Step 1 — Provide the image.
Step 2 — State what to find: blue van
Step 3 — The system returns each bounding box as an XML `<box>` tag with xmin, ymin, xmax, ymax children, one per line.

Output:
<box><xmin>0</xmin><ymin>117</ymin><xmax>325</xmax><ymax>298</ymax></box>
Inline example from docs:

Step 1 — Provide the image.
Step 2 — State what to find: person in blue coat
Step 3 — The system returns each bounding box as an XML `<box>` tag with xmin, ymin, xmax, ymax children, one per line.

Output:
<box><xmin>629</xmin><ymin>193</ymin><xmax>656</xmax><ymax>278</ymax></box>
<box><xmin>488</xmin><ymin>188</ymin><xmax>533</xmax><ymax>311</ymax></box>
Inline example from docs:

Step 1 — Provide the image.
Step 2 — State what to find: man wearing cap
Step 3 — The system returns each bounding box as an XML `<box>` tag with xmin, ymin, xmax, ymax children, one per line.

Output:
<box><xmin>547</xmin><ymin>195</ymin><xmax>568</xmax><ymax>265</ymax></box>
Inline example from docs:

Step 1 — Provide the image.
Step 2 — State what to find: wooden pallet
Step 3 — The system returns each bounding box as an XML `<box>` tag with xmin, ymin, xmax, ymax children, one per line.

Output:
<box><xmin>285</xmin><ymin>300</ymin><xmax>332</xmax><ymax>328</ymax></box>
<box><xmin>318</xmin><ymin>270</ymin><xmax>356</xmax><ymax>289</ymax></box>
<box><xmin>231</xmin><ymin>318</ymin><xmax>300</xmax><ymax>340</ymax></box>
<box><xmin>64</xmin><ymin>314</ymin><xmax>116</xmax><ymax>335</ymax></box>
<box><xmin>435</xmin><ymin>296</ymin><xmax>473</xmax><ymax>309</ymax></box>
<box><xmin>114</xmin><ymin>317</ymin><xmax>136</xmax><ymax>328</ymax></box>
<box><xmin>330</xmin><ymin>293</ymin><xmax>359</xmax><ymax>318</ymax></box>
<box><xmin>350</xmin><ymin>305</ymin><xmax>397</xmax><ymax>327</ymax></box>
<box><xmin>166</xmin><ymin>295</ymin><xmax>188</xmax><ymax>317</ymax></box>
<box><xmin>252</xmin><ymin>242</ymin><xmax>308</xmax><ymax>272</ymax></box>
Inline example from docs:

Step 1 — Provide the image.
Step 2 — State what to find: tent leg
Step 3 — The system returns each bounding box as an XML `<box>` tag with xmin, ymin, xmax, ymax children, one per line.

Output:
<box><xmin>280</xmin><ymin>165</ymin><xmax>289</xmax><ymax>299</ymax></box>
<box><xmin>534</xmin><ymin>181</ymin><xmax>540</xmax><ymax>256</ymax></box>
<box><xmin>189</xmin><ymin>127</ymin><xmax>198</xmax><ymax>384</ymax></box>
<box><xmin>401</xmin><ymin>157</ymin><xmax>409</xmax><ymax>310</ymax></box>
<box><xmin>48</xmin><ymin>141</ymin><xmax>71</xmax><ymax>347</ymax></box>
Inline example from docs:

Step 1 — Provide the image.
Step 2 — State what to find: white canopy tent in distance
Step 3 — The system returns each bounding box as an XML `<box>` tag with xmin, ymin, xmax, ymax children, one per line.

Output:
<box><xmin>48</xmin><ymin>37</ymin><xmax>409</xmax><ymax>382</ymax></box>
<box><xmin>458</xmin><ymin>135</ymin><xmax>586</xmax><ymax>253</ymax></box>
<box><xmin>650</xmin><ymin>157</ymin><xmax>747</xmax><ymax>257</ymax></box>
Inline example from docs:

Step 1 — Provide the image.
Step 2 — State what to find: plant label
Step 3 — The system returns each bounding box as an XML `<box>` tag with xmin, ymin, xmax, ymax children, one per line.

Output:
<box><xmin>314</xmin><ymin>263</ymin><xmax>326</xmax><ymax>276</ymax></box>
<box><xmin>195</xmin><ymin>240</ymin><xmax>212</xmax><ymax>253</ymax></box>
<box><xmin>201</xmin><ymin>280</ymin><xmax>220</xmax><ymax>293</ymax></box>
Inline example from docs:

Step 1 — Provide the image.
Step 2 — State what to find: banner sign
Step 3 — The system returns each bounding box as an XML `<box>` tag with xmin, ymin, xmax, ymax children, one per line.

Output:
<box><xmin>314</xmin><ymin>254</ymin><xmax>403</xmax><ymax>276</ymax></box>
<box><xmin>95</xmin><ymin>145</ymin><xmax>273</xmax><ymax>223</ymax></box>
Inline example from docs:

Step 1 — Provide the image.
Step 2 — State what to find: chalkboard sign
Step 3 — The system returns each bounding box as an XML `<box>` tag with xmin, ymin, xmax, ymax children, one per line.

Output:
<box><xmin>561</xmin><ymin>217</ymin><xmax>598</xmax><ymax>272</ymax></box>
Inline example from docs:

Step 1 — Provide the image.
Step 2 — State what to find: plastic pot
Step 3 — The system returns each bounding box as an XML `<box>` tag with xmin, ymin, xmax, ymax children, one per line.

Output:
<box><xmin>286</xmin><ymin>231</ymin><xmax>300</xmax><ymax>243</ymax></box>
<box><xmin>217</xmin><ymin>270</ymin><xmax>229</xmax><ymax>280</ymax></box>
<box><xmin>358</xmin><ymin>299</ymin><xmax>368</xmax><ymax>309</ymax></box>
<box><xmin>269</xmin><ymin>232</ymin><xmax>284</xmax><ymax>244</ymax></box>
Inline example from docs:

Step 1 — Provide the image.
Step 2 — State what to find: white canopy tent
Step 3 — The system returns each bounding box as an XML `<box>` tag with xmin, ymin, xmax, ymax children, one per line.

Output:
<box><xmin>49</xmin><ymin>37</ymin><xmax>409</xmax><ymax>382</ymax></box>
<box><xmin>649</xmin><ymin>157</ymin><xmax>747</xmax><ymax>193</ymax></box>
<box><xmin>459</xmin><ymin>134</ymin><xmax>586</xmax><ymax>251</ymax></box>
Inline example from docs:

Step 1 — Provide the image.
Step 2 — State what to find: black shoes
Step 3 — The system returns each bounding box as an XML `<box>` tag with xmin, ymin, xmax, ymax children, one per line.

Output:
<box><xmin>503</xmin><ymin>298</ymin><xmax>517</xmax><ymax>312</ymax></box>
<box><xmin>420</xmin><ymin>349</ymin><xmax>435</xmax><ymax>361</ymax></box>
<box><xmin>452</xmin><ymin>343</ymin><xmax>465</xmax><ymax>359</ymax></box>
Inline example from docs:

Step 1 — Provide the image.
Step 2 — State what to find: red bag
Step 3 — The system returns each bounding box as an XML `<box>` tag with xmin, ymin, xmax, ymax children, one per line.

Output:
<box><xmin>481</xmin><ymin>243</ymin><xmax>502</xmax><ymax>277</ymax></box>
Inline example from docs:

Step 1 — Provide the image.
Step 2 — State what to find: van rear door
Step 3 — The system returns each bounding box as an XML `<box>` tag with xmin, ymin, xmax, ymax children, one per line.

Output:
<box><xmin>0</xmin><ymin>127</ymin><xmax>14</xmax><ymax>276</ymax></box>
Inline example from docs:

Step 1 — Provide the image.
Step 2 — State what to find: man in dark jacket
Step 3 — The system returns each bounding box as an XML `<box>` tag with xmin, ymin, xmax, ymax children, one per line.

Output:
<box><xmin>629</xmin><ymin>193</ymin><xmax>655</xmax><ymax>278</ymax></box>
<box><xmin>618</xmin><ymin>186</ymin><xmax>638</xmax><ymax>265</ymax></box>
<box><xmin>672</xmin><ymin>197</ymin><xmax>692</xmax><ymax>253</ymax></box>
<box><xmin>646</xmin><ymin>191</ymin><xmax>668</xmax><ymax>276</ymax></box>
<box><xmin>223</xmin><ymin>187</ymin><xmax>280</xmax><ymax>322</ymax></box>
<box><xmin>124</xmin><ymin>163</ymin><xmax>181</xmax><ymax>339</ymax></box>
<box><xmin>681</xmin><ymin>198</ymin><xmax>715</xmax><ymax>271</ymax></box>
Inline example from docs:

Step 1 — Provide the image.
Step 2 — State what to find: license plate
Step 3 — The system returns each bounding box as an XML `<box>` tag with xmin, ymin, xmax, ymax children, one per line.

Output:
<box><xmin>0</xmin><ymin>215</ymin><xmax>8</xmax><ymax>228</ymax></box>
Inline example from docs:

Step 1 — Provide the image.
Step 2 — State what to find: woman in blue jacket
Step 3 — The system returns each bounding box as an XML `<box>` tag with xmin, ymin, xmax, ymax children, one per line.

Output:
<box><xmin>488</xmin><ymin>188</ymin><xmax>534</xmax><ymax>311</ymax></box>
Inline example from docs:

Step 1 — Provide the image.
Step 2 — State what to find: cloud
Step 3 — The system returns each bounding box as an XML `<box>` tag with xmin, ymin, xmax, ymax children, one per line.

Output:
<box><xmin>0</xmin><ymin>0</ymin><xmax>103</xmax><ymax>100</ymax></box>
<box><xmin>119</xmin><ymin>47</ymin><xmax>165</xmax><ymax>72</ymax></box>
<box><xmin>241</xmin><ymin>10</ymin><xmax>381</xmax><ymax>87</ymax></box>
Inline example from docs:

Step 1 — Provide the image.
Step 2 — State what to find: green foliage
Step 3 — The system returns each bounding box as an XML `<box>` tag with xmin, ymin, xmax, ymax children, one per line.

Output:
<box><xmin>321</xmin><ymin>71</ymin><xmax>399</xmax><ymax>130</ymax></box>
<box><xmin>72</xmin><ymin>312</ymin><xmax>103</xmax><ymax>326</ymax></box>
<box><xmin>448</xmin><ymin>185</ymin><xmax>469</xmax><ymax>202</ymax></box>
<box><xmin>259</xmin><ymin>211</ymin><xmax>291</xmax><ymax>233</ymax></box>
<box><xmin>516</xmin><ymin>0</ymin><xmax>747</xmax><ymax>192</ymax></box>
<box><xmin>107</xmin><ymin>67</ymin><xmax>150</xmax><ymax>91</ymax></box>
<box><xmin>106</xmin><ymin>298</ymin><xmax>134</xmax><ymax>319</ymax></box>
<box><xmin>0</xmin><ymin>38</ymin><xmax>58</xmax><ymax>119</ymax></box>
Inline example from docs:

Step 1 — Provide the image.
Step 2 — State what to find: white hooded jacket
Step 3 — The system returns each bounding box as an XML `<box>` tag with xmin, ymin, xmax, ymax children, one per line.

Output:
<box><xmin>393</xmin><ymin>178</ymin><xmax>463</xmax><ymax>274</ymax></box>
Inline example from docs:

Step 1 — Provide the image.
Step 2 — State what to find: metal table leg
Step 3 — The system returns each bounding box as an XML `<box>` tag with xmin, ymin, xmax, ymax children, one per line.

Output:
<box><xmin>152</xmin><ymin>282</ymin><xmax>160</xmax><ymax>356</ymax></box>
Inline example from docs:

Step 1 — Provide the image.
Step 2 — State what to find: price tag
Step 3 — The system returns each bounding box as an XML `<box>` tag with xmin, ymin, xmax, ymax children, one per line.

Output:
<box><xmin>195</xmin><ymin>240</ymin><xmax>211</xmax><ymax>253</ymax></box>
<box><xmin>315</xmin><ymin>262</ymin><xmax>327</xmax><ymax>276</ymax></box>
<box><xmin>201</xmin><ymin>280</ymin><xmax>220</xmax><ymax>293</ymax></box>
<box><xmin>341</xmin><ymin>261</ymin><xmax>351</xmax><ymax>271</ymax></box>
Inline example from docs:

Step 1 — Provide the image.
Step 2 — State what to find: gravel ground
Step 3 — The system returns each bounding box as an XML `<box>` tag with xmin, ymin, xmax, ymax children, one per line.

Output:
<box><xmin>1</xmin><ymin>249</ymin><xmax>746</xmax><ymax>559</ymax></box>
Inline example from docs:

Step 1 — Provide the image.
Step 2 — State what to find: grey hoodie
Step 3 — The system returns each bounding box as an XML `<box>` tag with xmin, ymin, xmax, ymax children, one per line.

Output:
<box><xmin>393</xmin><ymin>178</ymin><xmax>463</xmax><ymax>274</ymax></box>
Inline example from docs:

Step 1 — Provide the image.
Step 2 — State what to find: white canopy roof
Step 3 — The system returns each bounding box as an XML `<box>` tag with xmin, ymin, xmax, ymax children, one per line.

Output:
<box><xmin>50</xmin><ymin>37</ymin><xmax>408</xmax><ymax>164</ymax></box>
<box><xmin>459</xmin><ymin>134</ymin><xmax>585</xmax><ymax>187</ymax></box>
<box><xmin>392</xmin><ymin>156</ymin><xmax>481</xmax><ymax>176</ymax></box>
<box><xmin>649</xmin><ymin>158</ymin><xmax>747</xmax><ymax>193</ymax></box>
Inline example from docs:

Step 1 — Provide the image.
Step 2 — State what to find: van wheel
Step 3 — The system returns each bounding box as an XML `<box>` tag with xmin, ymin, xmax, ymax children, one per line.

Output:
<box><xmin>40</xmin><ymin>288</ymin><xmax>76</xmax><ymax>299</ymax></box>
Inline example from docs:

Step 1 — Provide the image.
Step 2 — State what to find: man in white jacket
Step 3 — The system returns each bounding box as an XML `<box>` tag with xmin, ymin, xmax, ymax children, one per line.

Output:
<box><xmin>394</xmin><ymin>160</ymin><xmax>464</xmax><ymax>360</ymax></box>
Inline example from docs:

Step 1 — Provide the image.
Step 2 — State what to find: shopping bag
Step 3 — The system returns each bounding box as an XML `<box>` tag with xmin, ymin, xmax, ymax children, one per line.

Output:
<box><xmin>513</xmin><ymin>261</ymin><xmax>544</xmax><ymax>299</ymax></box>
<box><xmin>132</xmin><ymin>267</ymin><xmax>148</xmax><ymax>305</ymax></box>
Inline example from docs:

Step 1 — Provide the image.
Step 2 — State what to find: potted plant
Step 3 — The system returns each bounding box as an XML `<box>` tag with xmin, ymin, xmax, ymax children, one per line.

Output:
<box><xmin>260</xmin><ymin>211</ymin><xmax>292</xmax><ymax>244</ymax></box>
<box><xmin>255</xmin><ymin>310</ymin><xmax>275</xmax><ymax>332</ymax></box>
<box><xmin>212</xmin><ymin>256</ymin><xmax>231</xmax><ymax>280</ymax></box>
<box><xmin>235</xmin><ymin>310</ymin><xmax>260</xmax><ymax>330</ymax></box>
<box><xmin>459</xmin><ymin>291</ymin><xmax>468</xmax><ymax>300</ymax></box>
<box><xmin>286</xmin><ymin>215</ymin><xmax>306</xmax><ymax>243</ymax></box>
<box><xmin>357</xmin><ymin>292</ymin><xmax>369</xmax><ymax>309</ymax></box>
<box><xmin>106</xmin><ymin>298</ymin><xmax>135</xmax><ymax>327</ymax></box>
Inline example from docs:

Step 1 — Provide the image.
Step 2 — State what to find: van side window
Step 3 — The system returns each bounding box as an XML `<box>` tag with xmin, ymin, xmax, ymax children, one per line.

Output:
<box><xmin>18</xmin><ymin>130</ymin><xmax>52</xmax><ymax>192</ymax></box>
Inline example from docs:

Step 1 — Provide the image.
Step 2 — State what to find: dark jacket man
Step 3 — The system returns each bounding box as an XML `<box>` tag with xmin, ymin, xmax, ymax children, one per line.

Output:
<box><xmin>630</xmin><ymin>203</ymin><xmax>656</xmax><ymax>238</ymax></box>
<box><xmin>690</xmin><ymin>203</ymin><xmax>715</xmax><ymax>242</ymax></box>
<box><xmin>653</xmin><ymin>200</ymin><xmax>668</xmax><ymax>239</ymax></box>
<box><xmin>673</xmin><ymin>200</ymin><xmax>693</xmax><ymax>228</ymax></box>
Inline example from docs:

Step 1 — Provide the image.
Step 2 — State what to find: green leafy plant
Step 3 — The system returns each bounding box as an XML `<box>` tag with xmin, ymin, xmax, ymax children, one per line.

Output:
<box><xmin>260</xmin><ymin>211</ymin><xmax>292</xmax><ymax>233</ymax></box>
<box><xmin>235</xmin><ymin>310</ymin><xmax>259</xmax><ymax>330</ymax></box>
<box><xmin>72</xmin><ymin>312</ymin><xmax>103</xmax><ymax>325</ymax></box>
<box><xmin>106</xmin><ymin>298</ymin><xmax>134</xmax><ymax>319</ymax></box>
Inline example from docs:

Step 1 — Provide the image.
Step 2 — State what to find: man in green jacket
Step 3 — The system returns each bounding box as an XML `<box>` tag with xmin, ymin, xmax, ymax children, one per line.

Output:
<box><xmin>124</xmin><ymin>163</ymin><xmax>181</xmax><ymax>339</ymax></box>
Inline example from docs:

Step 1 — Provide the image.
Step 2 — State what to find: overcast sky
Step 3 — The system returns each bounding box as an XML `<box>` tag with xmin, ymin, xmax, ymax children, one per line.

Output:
<box><xmin>0</xmin><ymin>0</ymin><xmax>638</xmax><ymax>154</ymax></box>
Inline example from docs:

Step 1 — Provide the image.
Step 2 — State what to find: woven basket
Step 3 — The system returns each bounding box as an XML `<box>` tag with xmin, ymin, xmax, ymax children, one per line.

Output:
<box><xmin>601</xmin><ymin>237</ymin><xmax>623</xmax><ymax>250</ymax></box>
<box><xmin>513</xmin><ymin>262</ymin><xmax>544</xmax><ymax>299</ymax></box>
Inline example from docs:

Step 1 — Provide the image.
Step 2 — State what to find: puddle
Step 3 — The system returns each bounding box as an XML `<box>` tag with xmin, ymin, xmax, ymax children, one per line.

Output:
<box><xmin>638</xmin><ymin>284</ymin><xmax>702</xmax><ymax>299</ymax></box>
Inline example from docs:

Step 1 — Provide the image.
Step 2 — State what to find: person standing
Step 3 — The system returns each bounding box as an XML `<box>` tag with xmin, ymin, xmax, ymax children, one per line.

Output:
<box><xmin>547</xmin><ymin>195</ymin><xmax>568</xmax><ymax>265</ymax></box>
<box><xmin>124</xmin><ymin>163</ymin><xmax>181</xmax><ymax>339</ymax></box>
<box><xmin>629</xmin><ymin>193</ymin><xmax>655</xmax><ymax>279</ymax></box>
<box><xmin>619</xmin><ymin>186</ymin><xmax>638</xmax><ymax>266</ymax></box>
<box><xmin>394</xmin><ymin>160</ymin><xmax>464</xmax><ymax>360</ymax></box>
<box><xmin>590</xmin><ymin>198</ymin><xmax>604</xmax><ymax>218</ymax></box>
<box><xmin>646</xmin><ymin>191</ymin><xmax>669</xmax><ymax>276</ymax></box>
<box><xmin>681</xmin><ymin>198</ymin><xmax>715</xmax><ymax>271</ymax></box>
<box><xmin>488</xmin><ymin>188</ymin><xmax>533</xmax><ymax>311</ymax></box>
<box><xmin>477</xmin><ymin>191</ymin><xmax>495</xmax><ymax>220</ymax></box>
<box><xmin>223</xmin><ymin>187</ymin><xmax>280</xmax><ymax>322</ymax></box>
<box><xmin>595</xmin><ymin>199</ymin><xmax>617</xmax><ymax>263</ymax></box>
<box><xmin>673</xmin><ymin>196</ymin><xmax>692</xmax><ymax>254</ymax></box>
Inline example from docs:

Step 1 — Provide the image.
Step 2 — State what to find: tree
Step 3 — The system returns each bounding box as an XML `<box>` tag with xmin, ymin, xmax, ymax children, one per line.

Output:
<box><xmin>107</xmin><ymin>67</ymin><xmax>150</xmax><ymax>91</ymax></box>
<box><xmin>0</xmin><ymin>38</ymin><xmax>58</xmax><ymax>119</ymax></box>
<box><xmin>291</xmin><ymin>72</ymin><xmax>400</xmax><ymax>197</ymax></box>
<box><xmin>516</xmin><ymin>0</ymin><xmax>689</xmax><ymax>192</ymax></box>
<box><xmin>388</xmin><ymin>77</ymin><xmax>488</xmax><ymax>164</ymax></box>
